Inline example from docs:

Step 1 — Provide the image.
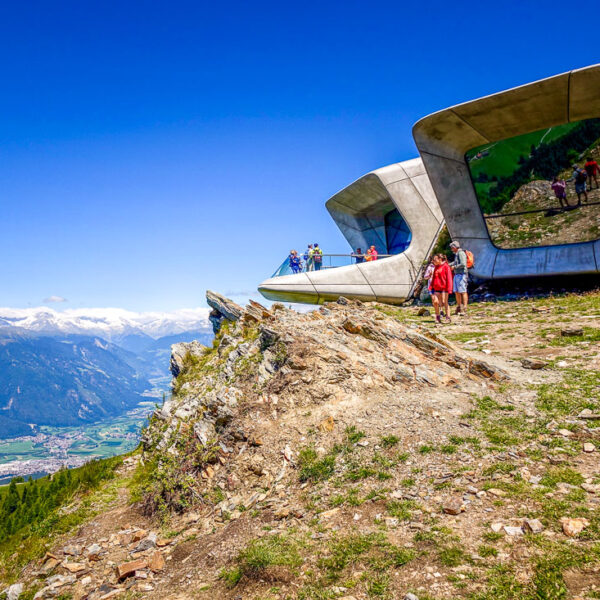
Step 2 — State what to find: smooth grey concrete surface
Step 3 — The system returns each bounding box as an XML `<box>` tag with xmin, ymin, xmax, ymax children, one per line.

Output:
<box><xmin>413</xmin><ymin>63</ymin><xmax>600</xmax><ymax>280</ymax></box>
<box><xmin>258</xmin><ymin>159</ymin><xmax>443</xmax><ymax>304</ymax></box>
<box><xmin>259</xmin><ymin>64</ymin><xmax>600</xmax><ymax>306</ymax></box>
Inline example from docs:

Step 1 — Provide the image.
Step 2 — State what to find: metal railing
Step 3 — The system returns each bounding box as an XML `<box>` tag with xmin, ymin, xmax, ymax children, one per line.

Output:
<box><xmin>272</xmin><ymin>253</ymin><xmax>393</xmax><ymax>278</ymax></box>
<box><xmin>485</xmin><ymin>200</ymin><xmax>600</xmax><ymax>219</ymax></box>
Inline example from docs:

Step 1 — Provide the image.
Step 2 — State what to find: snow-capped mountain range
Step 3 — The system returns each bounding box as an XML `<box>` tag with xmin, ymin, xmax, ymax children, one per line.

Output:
<box><xmin>0</xmin><ymin>306</ymin><xmax>212</xmax><ymax>341</ymax></box>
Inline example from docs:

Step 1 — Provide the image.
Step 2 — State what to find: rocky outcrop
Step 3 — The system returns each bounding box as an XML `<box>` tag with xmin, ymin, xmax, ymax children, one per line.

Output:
<box><xmin>151</xmin><ymin>292</ymin><xmax>509</xmax><ymax>517</ymax></box>
<box><xmin>206</xmin><ymin>290</ymin><xmax>244</xmax><ymax>333</ymax></box>
<box><xmin>169</xmin><ymin>340</ymin><xmax>206</xmax><ymax>377</ymax></box>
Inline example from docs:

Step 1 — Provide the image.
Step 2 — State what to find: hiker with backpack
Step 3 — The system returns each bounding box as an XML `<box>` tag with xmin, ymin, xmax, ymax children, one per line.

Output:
<box><xmin>569</xmin><ymin>164</ymin><xmax>589</xmax><ymax>205</ymax></box>
<box><xmin>313</xmin><ymin>243</ymin><xmax>323</xmax><ymax>271</ymax></box>
<box><xmin>449</xmin><ymin>241</ymin><xmax>472</xmax><ymax>317</ymax></box>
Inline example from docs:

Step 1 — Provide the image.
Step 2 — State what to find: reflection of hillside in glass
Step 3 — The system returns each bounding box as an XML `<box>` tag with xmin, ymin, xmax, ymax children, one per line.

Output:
<box><xmin>466</xmin><ymin>118</ymin><xmax>600</xmax><ymax>249</ymax></box>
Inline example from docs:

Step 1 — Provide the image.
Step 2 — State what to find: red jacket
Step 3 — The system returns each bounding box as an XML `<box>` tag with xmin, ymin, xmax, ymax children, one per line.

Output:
<box><xmin>430</xmin><ymin>263</ymin><xmax>453</xmax><ymax>293</ymax></box>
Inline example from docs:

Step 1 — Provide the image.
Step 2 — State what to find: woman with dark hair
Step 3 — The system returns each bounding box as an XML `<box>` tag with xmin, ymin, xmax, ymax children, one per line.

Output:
<box><xmin>430</xmin><ymin>254</ymin><xmax>453</xmax><ymax>324</ymax></box>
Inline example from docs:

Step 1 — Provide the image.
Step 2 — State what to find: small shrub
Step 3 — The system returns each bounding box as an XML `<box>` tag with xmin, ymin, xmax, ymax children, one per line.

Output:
<box><xmin>298</xmin><ymin>447</ymin><xmax>336</xmax><ymax>482</ymax></box>
<box><xmin>439</xmin><ymin>545</ymin><xmax>468</xmax><ymax>567</ymax></box>
<box><xmin>346</xmin><ymin>426</ymin><xmax>366</xmax><ymax>444</ymax></box>
<box><xmin>386</xmin><ymin>500</ymin><xmax>416</xmax><ymax>521</ymax></box>
<box><xmin>227</xmin><ymin>534</ymin><xmax>302</xmax><ymax>584</ymax></box>
<box><xmin>220</xmin><ymin>566</ymin><xmax>242</xmax><ymax>587</ymax></box>
<box><xmin>380</xmin><ymin>435</ymin><xmax>400</xmax><ymax>448</ymax></box>
<box><xmin>540</xmin><ymin>467</ymin><xmax>584</xmax><ymax>489</ymax></box>
<box><xmin>478</xmin><ymin>544</ymin><xmax>498</xmax><ymax>557</ymax></box>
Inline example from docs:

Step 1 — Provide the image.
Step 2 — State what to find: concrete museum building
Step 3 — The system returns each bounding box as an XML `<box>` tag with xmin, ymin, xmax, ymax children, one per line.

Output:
<box><xmin>259</xmin><ymin>64</ymin><xmax>600</xmax><ymax>304</ymax></box>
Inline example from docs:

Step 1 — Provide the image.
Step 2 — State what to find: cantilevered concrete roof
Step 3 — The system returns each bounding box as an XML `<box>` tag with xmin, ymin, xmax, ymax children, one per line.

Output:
<box><xmin>413</xmin><ymin>63</ymin><xmax>600</xmax><ymax>279</ymax></box>
<box><xmin>258</xmin><ymin>158</ymin><xmax>444</xmax><ymax>305</ymax></box>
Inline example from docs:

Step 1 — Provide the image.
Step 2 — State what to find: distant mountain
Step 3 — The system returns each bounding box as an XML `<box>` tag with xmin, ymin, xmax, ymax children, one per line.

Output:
<box><xmin>0</xmin><ymin>306</ymin><xmax>211</xmax><ymax>340</ymax></box>
<box><xmin>0</xmin><ymin>328</ymin><xmax>151</xmax><ymax>438</ymax></box>
<box><xmin>0</xmin><ymin>307</ymin><xmax>215</xmax><ymax>438</ymax></box>
<box><xmin>110</xmin><ymin>330</ymin><xmax>214</xmax><ymax>380</ymax></box>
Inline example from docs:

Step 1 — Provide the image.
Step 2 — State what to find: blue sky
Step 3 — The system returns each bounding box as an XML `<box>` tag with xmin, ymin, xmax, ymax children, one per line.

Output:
<box><xmin>0</xmin><ymin>1</ymin><xmax>594</xmax><ymax>310</ymax></box>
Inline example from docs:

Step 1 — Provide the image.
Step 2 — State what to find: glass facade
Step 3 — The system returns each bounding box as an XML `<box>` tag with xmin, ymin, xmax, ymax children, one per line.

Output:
<box><xmin>384</xmin><ymin>209</ymin><xmax>412</xmax><ymax>254</ymax></box>
<box><xmin>465</xmin><ymin>117</ymin><xmax>600</xmax><ymax>249</ymax></box>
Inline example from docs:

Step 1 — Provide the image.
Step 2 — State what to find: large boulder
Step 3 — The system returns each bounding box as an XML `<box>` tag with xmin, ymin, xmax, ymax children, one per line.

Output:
<box><xmin>170</xmin><ymin>341</ymin><xmax>206</xmax><ymax>377</ymax></box>
<box><xmin>206</xmin><ymin>291</ymin><xmax>244</xmax><ymax>323</ymax></box>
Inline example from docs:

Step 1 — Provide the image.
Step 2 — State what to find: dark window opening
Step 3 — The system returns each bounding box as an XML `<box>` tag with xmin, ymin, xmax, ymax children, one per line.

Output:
<box><xmin>385</xmin><ymin>209</ymin><xmax>412</xmax><ymax>254</ymax></box>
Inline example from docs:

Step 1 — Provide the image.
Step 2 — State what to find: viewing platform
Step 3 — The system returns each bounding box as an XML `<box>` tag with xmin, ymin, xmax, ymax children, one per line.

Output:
<box><xmin>258</xmin><ymin>158</ymin><xmax>444</xmax><ymax>305</ymax></box>
<box><xmin>271</xmin><ymin>253</ymin><xmax>395</xmax><ymax>278</ymax></box>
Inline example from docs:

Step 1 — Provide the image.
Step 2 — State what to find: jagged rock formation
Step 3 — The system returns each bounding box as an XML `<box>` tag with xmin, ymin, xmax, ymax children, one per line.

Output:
<box><xmin>206</xmin><ymin>290</ymin><xmax>244</xmax><ymax>334</ymax></box>
<box><xmin>169</xmin><ymin>340</ymin><xmax>206</xmax><ymax>378</ymax></box>
<box><xmin>140</xmin><ymin>293</ymin><xmax>506</xmax><ymax>517</ymax></box>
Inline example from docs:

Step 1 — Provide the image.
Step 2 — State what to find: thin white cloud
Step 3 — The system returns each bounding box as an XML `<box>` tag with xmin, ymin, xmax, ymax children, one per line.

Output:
<box><xmin>43</xmin><ymin>296</ymin><xmax>68</xmax><ymax>303</ymax></box>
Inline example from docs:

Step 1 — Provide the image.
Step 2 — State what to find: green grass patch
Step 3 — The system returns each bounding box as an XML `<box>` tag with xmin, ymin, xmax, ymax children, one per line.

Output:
<box><xmin>380</xmin><ymin>435</ymin><xmax>400</xmax><ymax>448</ymax></box>
<box><xmin>298</xmin><ymin>447</ymin><xmax>337</xmax><ymax>483</ymax></box>
<box><xmin>221</xmin><ymin>533</ymin><xmax>302</xmax><ymax>586</ymax></box>
<box><xmin>539</xmin><ymin>467</ymin><xmax>584</xmax><ymax>489</ymax></box>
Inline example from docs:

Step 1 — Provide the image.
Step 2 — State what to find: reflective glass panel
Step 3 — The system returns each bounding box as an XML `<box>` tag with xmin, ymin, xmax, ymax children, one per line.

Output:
<box><xmin>384</xmin><ymin>209</ymin><xmax>412</xmax><ymax>254</ymax></box>
<box><xmin>465</xmin><ymin>118</ymin><xmax>600</xmax><ymax>248</ymax></box>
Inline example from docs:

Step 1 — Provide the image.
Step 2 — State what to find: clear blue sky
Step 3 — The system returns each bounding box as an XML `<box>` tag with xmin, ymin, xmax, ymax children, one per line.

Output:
<box><xmin>0</xmin><ymin>1</ymin><xmax>594</xmax><ymax>310</ymax></box>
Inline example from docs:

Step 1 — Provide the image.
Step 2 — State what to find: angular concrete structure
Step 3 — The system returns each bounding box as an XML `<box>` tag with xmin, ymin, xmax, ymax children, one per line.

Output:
<box><xmin>259</xmin><ymin>64</ymin><xmax>600</xmax><ymax>305</ymax></box>
<box><xmin>413</xmin><ymin>63</ymin><xmax>600</xmax><ymax>280</ymax></box>
<box><xmin>258</xmin><ymin>158</ymin><xmax>444</xmax><ymax>305</ymax></box>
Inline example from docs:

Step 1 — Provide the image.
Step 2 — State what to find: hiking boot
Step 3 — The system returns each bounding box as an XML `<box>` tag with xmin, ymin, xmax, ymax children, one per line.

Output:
<box><xmin>435</xmin><ymin>315</ymin><xmax>442</xmax><ymax>324</ymax></box>
<box><xmin>445</xmin><ymin>316</ymin><xmax>452</xmax><ymax>324</ymax></box>
<box><xmin>454</xmin><ymin>307</ymin><xmax>462</xmax><ymax>315</ymax></box>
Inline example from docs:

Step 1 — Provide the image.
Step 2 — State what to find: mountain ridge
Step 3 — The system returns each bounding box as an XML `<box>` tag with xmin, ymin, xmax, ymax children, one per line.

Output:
<box><xmin>0</xmin><ymin>306</ymin><xmax>212</xmax><ymax>340</ymax></box>
<box><xmin>0</xmin><ymin>327</ymin><xmax>152</xmax><ymax>437</ymax></box>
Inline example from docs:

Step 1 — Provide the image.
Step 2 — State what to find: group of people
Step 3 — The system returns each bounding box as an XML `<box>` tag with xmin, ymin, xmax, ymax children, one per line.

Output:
<box><xmin>288</xmin><ymin>244</ymin><xmax>380</xmax><ymax>273</ymax></box>
<box><xmin>288</xmin><ymin>244</ymin><xmax>323</xmax><ymax>273</ymax></box>
<box><xmin>352</xmin><ymin>246</ymin><xmax>378</xmax><ymax>263</ymax></box>
<box><xmin>551</xmin><ymin>156</ymin><xmax>599</xmax><ymax>207</ymax></box>
<box><xmin>423</xmin><ymin>241</ymin><xmax>470</xmax><ymax>324</ymax></box>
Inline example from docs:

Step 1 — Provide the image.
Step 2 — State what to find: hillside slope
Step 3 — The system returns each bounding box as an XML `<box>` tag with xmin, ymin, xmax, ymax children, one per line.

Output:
<box><xmin>0</xmin><ymin>328</ymin><xmax>151</xmax><ymax>437</ymax></box>
<box><xmin>4</xmin><ymin>291</ymin><xmax>600</xmax><ymax>600</ymax></box>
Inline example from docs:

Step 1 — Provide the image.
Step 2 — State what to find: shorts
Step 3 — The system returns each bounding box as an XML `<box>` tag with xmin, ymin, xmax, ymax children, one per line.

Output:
<box><xmin>432</xmin><ymin>289</ymin><xmax>446</xmax><ymax>294</ymax></box>
<box><xmin>454</xmin><ymin>273</ymin><xmax>468</xmax><ymax>293</ymax></box>
<box><xmin>575</xmin><ymin>182</ymin><xmax>587</xmax><ymax>194</ymax></box>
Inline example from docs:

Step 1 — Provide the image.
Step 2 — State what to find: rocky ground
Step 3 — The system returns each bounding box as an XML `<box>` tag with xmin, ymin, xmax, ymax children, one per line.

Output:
<box><xmin>487</xmin><ymin>141</ymin><xmax>600</xmax><ymax>248</ymax></box>
<box><xmin>487</xmin><ymin>179</ymin><xmax>600</xmax><ymax>248</ymax></box>
<box><xmin>3</xmin><ymin>290</ymin><xmax>600</xmax><ymax>600</ymax></box>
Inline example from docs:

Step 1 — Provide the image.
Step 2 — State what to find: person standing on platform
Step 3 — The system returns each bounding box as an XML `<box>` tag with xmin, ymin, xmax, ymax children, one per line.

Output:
<box><xmin>352</xmin><ymin>248</ymin><xmax>364</xmax><ymax>264</ymax></box>
<box><xmin>304</xmin><ymin>244</ymin><xmax>314</xmax><ymax>271</ymax></box>
<box><xmin>313</xmin><ymin>243</ymin><xmax>323</xmax><ymax>271</ymax></box>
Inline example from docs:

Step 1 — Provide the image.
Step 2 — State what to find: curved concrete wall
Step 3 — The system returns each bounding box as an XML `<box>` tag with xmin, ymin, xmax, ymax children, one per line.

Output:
<box><xmin>413</xmin><ymin>63</ymin><xmax>600</xmax><ymax>279</ymax></box>
<box><xmin>258</xmin><ymin>158</ymin><xmax>444</xmax><ymax>304</ymax></box>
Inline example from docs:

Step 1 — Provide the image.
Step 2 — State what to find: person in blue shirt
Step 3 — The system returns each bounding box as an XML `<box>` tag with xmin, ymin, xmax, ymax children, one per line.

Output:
<box><xmin>352</xmin><ymin>248</ymin><xmax>364</xmax><ymax>263</ymax></box>
<box><xmin>289</xmin><ymin>250</ymin><xmax>301</xmax><ymax>274</ymax></box>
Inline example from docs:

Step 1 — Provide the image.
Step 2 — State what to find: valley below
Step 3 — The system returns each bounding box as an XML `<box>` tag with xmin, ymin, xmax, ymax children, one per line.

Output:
<box><xmin>0</xmin><ymin>395</ymin><xmax>161</xmax><ymax>485</ymax></box>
